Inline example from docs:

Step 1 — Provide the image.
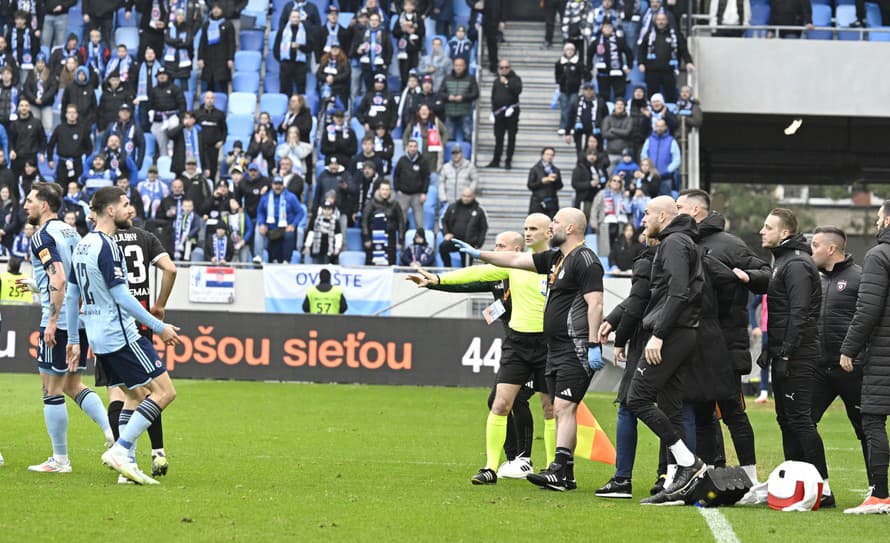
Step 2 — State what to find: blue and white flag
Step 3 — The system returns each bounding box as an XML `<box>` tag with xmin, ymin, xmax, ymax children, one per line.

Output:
<box><xmin>263</xmin><ymin>265</ymin><xmax>393</xmax><ymax>315</ymax></box>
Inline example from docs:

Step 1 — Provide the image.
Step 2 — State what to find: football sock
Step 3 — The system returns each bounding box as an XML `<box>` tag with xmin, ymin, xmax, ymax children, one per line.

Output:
<box><xmin>118</xmin><ymin>409</ymin><xmax>136</xmax><ymax>460</ymax></box>
<box><xmin>543</xmin><ymin>418</ymin><xmax>556</xmax><ymax>465</ymax></box>
<box><xmin>512</xmin><ymin>399</ymin><xmax>534</xmax><ymax>461</ymax></box>
<box><xmin>503</xmin><ymin>413</ymin><xmax>518</xmax><ymax>461</ymax></box>
<box><xmin>485</xmin><ymin>413</ymin><xmax>508</xmax><ymax>470</ymax></box>
<box><xmin>669</xmin><ymin>439</ymin><xmax>695</xmax><ymax>467</ymax></box>
<box><xmin>665</xmin><ymin>464</ymin><xmax>678</xmax><ymax>488</ymax></box>
<box><xmin>822</xmin><ymin>478</ymin><xmax>831</xmax><ymax>496</ymax></box>
<box><xmin>554</xmin><ymin>447</ymin><xmax>572</xmax><ymax>477</ymax></box>
<box><xmin>43</xmin><ymin>394</ymin><xmax>68</xmax><ymax>458</ymax></box>
<box><xmin>75</xmin><ymin>388</ymin><xmax>111</xmax><ymax>434</ymax></box>
<box><xmin>108</xmin><ymin>401</ymin><xmax>124</xmax><ymax>441</ymax></box>
<box><xmin>565</xmin><ymin>456</ymin><xmax>575</xmax><ymax>481</ymax></box>
<box><xmin>742</xmin><ymin>465</ymin><xmax>758</xmax><ymax>485</ymax></box>
<box><xmin>147</xmin><ymin>414</ymin><xmax>164</xmax><ymax>450</ymax></box>
<box><xmin>873</xmin><ymin>479</ymin><xmax>889</xmax><ymax>499</ymax></box>
<box><xmin>118</xmin><ymin>399</ymin><xmax>162</xmax><ymax>451</ymax></box>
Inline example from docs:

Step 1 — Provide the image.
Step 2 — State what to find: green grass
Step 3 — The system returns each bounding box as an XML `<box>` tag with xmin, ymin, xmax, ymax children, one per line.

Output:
<box><xmin>0</xmin><ymin>374</ymin><xmax>885</xmax><ymax>542</ymax></box>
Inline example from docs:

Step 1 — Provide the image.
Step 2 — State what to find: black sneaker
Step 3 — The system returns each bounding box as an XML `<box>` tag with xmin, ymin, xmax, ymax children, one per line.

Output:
<box><xmin>664</xmin><ymin>458</ymin><xmax>707</xmax><ymax>502</ymax></box>
<box><xmin>526</xmin><ymin>463</ymin><xmax>568</xmax><ymax>491</ymax></box>
<box><xmin>650</xmin><ymin>474</ymin><xmax>666</xmax><ymax>495</ymax></box>
<box><xmin>820</xmin><ymin>493</ymin><xmax>836</xmax><ymax>509</ymax></box>
<box><xmin>595</xmin><ymin>477</ymin><xmax>633</xmax><ymax>499</ymax></box>
<box><xmin>485</xmin><ymin>160</ymin><xmax>500</xmax><ymax>169</ymax></box>
<box><xmin>471</xmin><ymin>468</ymin><xmax>497</xmax><ymax>485</ymax></box>
<box><xmin>640</xmin><ymin>491</ymin><xmax>685</xmax><ymax>506</ymax></box>
<box><xmin>504</xmin><ymin>160</ymin><xmax>512</xmax><ymax>170</ymax></box>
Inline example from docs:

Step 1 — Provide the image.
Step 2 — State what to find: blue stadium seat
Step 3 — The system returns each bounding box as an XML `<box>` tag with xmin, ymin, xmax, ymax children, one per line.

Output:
<box><xmin>227</xmin><ymin>114</ymin><xmax>255</xmax><ymax>139</ymax></box>
<box><xmin>212</xmin><ymin>92</ymin><xmax>227</xmax><ymax>113</ymax></box>
<box><xmin>339</xmin><ymin>12</ymin><xmax>354</xmax><ymax>27</ymax></box>
<box><xmin>423</xmin><ymin>186</ymin><xmax>438</xmax><ymax>231</ymax></box>
<box><xmin>235</xmin><ymin>51</ymin><xmax>263</xmax><ymax>73</ymax></box>
<box><xmin>228</xmin><ymin>92</ymin><xmax>258</xmax><ymax>115</ymax></box>
<box><xmin>806</xmin><ymin>4</ymin><xmax>834</xmax><ymax>40</ymax></box>
<box><xmin>867</xmin><ymin>2</ymin><xmax>883</xmax><ymax>26</ymax></box>
<box><xmin>837</xmin><ymin>5</ymin><xmax>863</xmax><ymax>40</ymax></box>
<box><xmin>810</xmin><ymin>0</ymin><xmax>830</xmax><ymax>4</ymax></box>
<box><xmin>240</xmin><ymin>30</ymin><xmax>266</xmax><ymax>53</ymax></box>
<box><xmin>189</xmin><ymin>71</ymin><xmax>199</xmax><ymax>95</ymax></box>
<box><xmin>454</xmin><ymin>0</ymin><xmax>471</xmax><ymax>18</ymax></box>
<box><xmin>260</xmin><ymin>93</ymin><xmax>289</xmax><ymax>126</ymax></box>
<box><xmin>265</xmin><ymin>53</ymin><xmax>280</xmax><ymax>74</ymax></box>
<box><xmin>745</xmin><ymin>3</ymin><xmax>770</xmax><ymax>37</ymax></box>
<box><xmin>392</xmin><ymin>139</ymin><xmax>404</xmax><ymax>161</ymax></box>
<box><xmin>264</xmin><ymin>73</ymin><xmax>281</xmax><ymax>94</ymax></box>
<box><xmin>39</xmin><ymin>154</ymin><xmax>56</xmax><ymax>181</ymax></box>
<box><xmin>392</xmin><ymin>126</ymin><xmax>402</xmax><ymax>139</ymax></box>
<box><xmin>352</xmin><ymin>95</ymin><xmax>363</xmax><ymax>113</ymax></box>
<box><xmin>233</xmin><ymin>72</ymin><xmax>260</xmax><ymax>93</ymax></box>
<box><xmin>115</xmin><ymin>27</ymin><xmax>139</xmax><ymax>55</ymax></box>
<box><xmin>339</xmin><ymin>251</ymin><xmax>366</xmax><ymax>266</ymax></box>
<box><xmin>242</xmin><ymin>0</ymin><xmax>268</xmax><ymax>23</ymax></box>
<box><xmin>310</xmin><ymin>117</ymin><xmax>318</xmax><ymax>142</ymax></box>
<box><xmin>345</xmin><ymin>227</ymin><xmax>363</xmax><ymax>250</ymax></box>
<box><xmin>157</xmin><ymin>156</ymin><xmax>174</xmax><ymax>182</ymax></box>
<box><xmin>869</xmin><ymin>26</ymin><xmax>890</xmax><ymax>40</ymax></box>
<box><xmin>836</xmin><ymin>0</ymin><xmax>855</xmax><ymax>4</ymax></box>
<box><xmin>309</xmin><ymin>0</ymin><xmax>329</xmax><ymax>12</ymax></box>
<box><xmin>116</xmin><ymin>7</ymin><xmax>137</xmax><ymax>27</ymax></box>
<box><xmin>350</xmin><ymin>117</ymin><xmax>365</xmax><ymax>140</ymax></box>
<box><xmin>144</xmin><ymin>133</ymin><xmax>156</xmax><ymax>159</ymax></box>
<box><xmin>305</xmin><ymin>92</ymin><xmax>320</xmax><ymax>115</ymax></box>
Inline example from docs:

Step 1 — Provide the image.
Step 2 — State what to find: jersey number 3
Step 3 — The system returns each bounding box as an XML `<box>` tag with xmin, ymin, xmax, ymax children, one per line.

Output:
<box><xmin>123</xmin><ymin>245</ymin><xmax>147</xmax><ymax>285</ymax></box>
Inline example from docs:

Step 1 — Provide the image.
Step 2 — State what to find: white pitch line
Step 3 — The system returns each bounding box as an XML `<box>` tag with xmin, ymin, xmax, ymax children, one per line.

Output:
<box><xmin>698</xmin><ymin>507</ymin><xmax>741</xmax><ymax>543</ymax></box>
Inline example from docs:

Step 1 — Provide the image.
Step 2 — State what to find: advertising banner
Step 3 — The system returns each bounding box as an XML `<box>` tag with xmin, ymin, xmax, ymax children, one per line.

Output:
<box><xmin>263</xmin><ymin>265</ymin><xmax>393</xmax><ymax>315</ymax></box>
<box><xmin>0</xmin><ymin>306</ymin><xmax>506</xmax><ymax>387</ymax></box>
<box><xmin>189</xmin><ymin>266</ymin><xmax>236</xmax><ymax>303</ymax></box>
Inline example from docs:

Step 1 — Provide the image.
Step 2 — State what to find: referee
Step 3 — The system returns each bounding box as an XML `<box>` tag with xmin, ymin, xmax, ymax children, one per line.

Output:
<box><xmin>455</xmin><ymin>207</ymin><xmax>605</xmax><ymax>491</ymax></box>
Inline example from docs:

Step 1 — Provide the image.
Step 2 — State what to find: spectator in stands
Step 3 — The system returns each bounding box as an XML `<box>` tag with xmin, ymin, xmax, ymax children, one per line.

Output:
<box><xmin>8</xmin><ymin>10</ymin><xmax>37</xmax><ymax>80</ymax></box>
<box><xmin>61</xmin><ymin>65</ymin><xmax>98</xmax><ymax>129</ymax></box>
<box><xmin>640</xmin><ymin>119</ymin><xmax>679</xmax><ymax>194</ymax></box>
<box><xmin>42</xmin><ymin>0</ymin><xmax>75</xmax><ymax>50</ymax></box>
<box><xmin>21</xmin><ymin>54</ymin><xmax>55</xmax><ymax>136</ymax></box>
<box><xmin>104</xmin><ymin>103</ymin><xmax>146</xmax><ymax>170</ymax></box>
<box><xmin>572</xmin><ymin>146</ymin><xmax>606</xmax><ymax>223</ymax></box>
<box><xmin>361</xmin><ymin>180</ymin><xmax>405</xmax><ymax>265</ymax></box>
<box><xmin>57</xmin><ymin>54</ymin><xmax>78</xmax><ymax>95</ymax></box>
<box><xmin>277</xmin><ymin>125</ymin><xmax>313</xmax><ymax>177</ymax></box>
<box><xmin>566</xmin><ymin>82</ymin><xmax>609</xmax><ymax>154</ymax></box>
<box><xmin>163</xmin><ymin>9</ymin><xmax>195</xmax><ymax>89</ymax></box>
<box><xmin>357</xmin><ymin>72</ymin><xmax>398</xmax><ymax>133</ymax></box>
<box><xmin>275</xmin><ymin>11</ymin><xmax>315</xmax><ymax>97</ymax></box>
<box><xmin>628</xmin><ymin>85</ymin><xmax>651</xmax><ymax>158</ymax></box>
<box><xmin>602</xmin><ymin>98</ymin><xmax>634</xmax><ymax>170</ymax></box>
<box><xmin>439</xmin><ymin>143</ymin><xmax>479</xmax><ymax>207</ymax></box>
<box><xmin>708</xmin><ymin>0</ymin><xmax>751</xmax><ymax>36</ymax></box>
<box><xmin>769</xmin><ymin>0</ymin><xmax>814</xmax><ymax>38</ymax></box>
<box><xmin>130</xmin><ymin>46</ymin><xmax>161</xmax><ymax>133</ymax></box>
<box><xmin>257</xmin><ymin>176</ymin><xmax>304</xmax><ymax>264</ymax></box>
<box><xmin>194</xmin><ymin>91</ymin><xmax>227</xmax><ymax>181</ymax></box>
<box><xmin>676</xmin><ymin>85</ymin><xmax>703</xmax><ymax>129</ymax></box>
<box><xmin>592</xmin><ymin>20</ymin><xmax>633</xmax><ymax>102</ymax></box>
<box><xmin>204</xmin><ymin>178</ymin><xmax>235</xmax><ymax>222</ymax></box>
<box><xmin>198</xmin><ymin>2</ymin><xmax>236</xmax><ymax>93</ymax></box>
<box><xmin>404</xmin><ymin>103</ymin><xmax>446</xmax><ymax>186</ymax></box>
<box><xmin>148</xmin><ymin>67</ymin><xmax>186</xmax><ymax>158</ymax></box>
<box><xmin>440</xmin><ymin>58</ymin><xmax>477</xmax><ymax>144</ymax></box>
<box><xmin>638</xmin><ymin>12</ymin><xmax>694</xmax><ymax>102</ymax></box>
<box><xmin>393</xmin><ymin>4</ymin><xmax>424</xmax><ymax>86</ymax></box>
<box><xmin>204</xmin><ymin>223</ymin><xmax>234</xmax><ymax>264</ymax></box>
<box><xmin>352</xmin><ymin>12</ymin><xmax>392</xmax><ymax>92</ymax></box>
<box><xmin>139</xmin><ymin>165</ymin><xmax>169</xmax><ymax>219</ymax></box>
<box><xmin>226</xmin><ymin>145</ymin><xmax>248</xmax><ymax>178</ymax></box>
<box><xmin>448</xmin><ymin>25</ymin><xmax>474</xmax><ymax>66</ymax></box>
<box><xmin>101</xmin><ymin>133</ymin><xmax>138</xmax><ymax>181</ymax></box>
<box><xmin>316</xmin><ymin>5</ymin><xmax>352</xmax><ymax>64</ymax></box>
<box><xmin>81</xmin><ymin>28</ymin><xmax>110</xmax><ymax>83</ymax></box>
<box><xmin>48</xmin><ymin>104</ymin><xmax>92</xmax><ymax>186</ymax></box>
<box><xmin>223</xmin><ymin>198</ymin><xmax>253</xmax><ymax>262</ymax></box>
<box><xmin>48</xmin><ymin>33</ymin><xmax>78</xmax><ymax>80</ymax></box>
<box><xmin>98</xmin><ymin>71</ymin><xmax>133</xmax><ymax>132</ymax></box>
<box><xmin>400</xmin><ymin>227</ymin><xmax>435</xmax><ymax>266</ymax></box>
<box><xmin>303</xmin><ymin>199</ymin><xmax>342</xmax><ymax>264</ymax></box>
<box><xmin>555</xmin><ymin>42</ymin><xmax>584</xmax><ymax>138</ymax></box>
<box><xmin>431</xmin><ymin>0</ymin><xmax>453</xmax><ymax>36</ymax></box>
<box><xmin>591</xmin><ymin>174</ymin><xmax>630</xmax><ymax>258</ymax></box>
<box><xmin>355</xmin><ymin>160</ymin><xmax>383</xmax><ymax>213</ymax></box>
<box><xmin>648</xmin><ymin>92</ymin><xmax>678</xmax><ymax>134</ymax></box>
<box><xmin>313</xmin><ymin>155</ymin><xmax>350</xmax><ymax>219</ymax></box>
<box><xmin>589</xmin><ymin>0</ymin><xmax>623</xmax><ymax>37</ymax></box>
<box><xmin>116</xmin><ymin>174</ymin><xmax>144</xmax><ymax>222</ymax></box>
<box><xmin>638</xmin><ymin>0</ymin><xmax>677</xmax><ymax>46</ymax></box>
<box><xmin>393</xmin><ymin>139</ymin><xmax>429</xmax><ymax>228</ymax></box>
<box><xmin>472</xmin><ymin>0</ymin><xmax>505</xmax><ymax>73</ymax></box>
<box><xmin>527</xmin><ymin>146</ymin><xmax>563</xmax><ymax>219</ymax></box>
<box><xmin>610</xmin><ymin>222</ymin><xmax>642</xmax><ymax>271</ymax></box>
<box><xmin>439</xmin><ymin>187</ymin><xmax>487</xmax><ymax>267</ymax></box>
<box><xmin>135</xmin><ymin>0</ymin><xmax>168</xmax><ymax>59</ymax></box>
<box><xmin>13</xmin><ymin>157</ymin><xmax>41</xmax><ymax>203</ymax></box>
<box><xmin>81</xmin><ymin>153</ymin><xmax>115</xmax><ymax>199</ymax></box>
<box><xmin>83</xmin><ymin>0</ymin><xmax>119</xmax><ymax>49</ymax></box>
<box><xmin>0</xmin><ymin>66</ymin><xmax>17</xmax><ymax>130</ymax></box>
<box><xmin>0</xmin><ymin>37</ymin><xmax>17</xmax><ymax>80</ymax></box>
<box><xmin>8</xmin><ymin>99</ymin><xmax>45</xmax><ymax>176</ymax></box>
<box><xmin>397</xmin><ymin>70</ymin><xmax>422</xmax><ymax>130</ymax></box>
<box><xmin>321</xmin><ymin>109</ymin><xmax>358</xmax><ymax>168</ymax></box>
<box><xmin>486</xmin><ymin>59</ymin><xmax>521</xmax><ymax>170</ymax></box>
<box><xmin>277</xmin><ymin>157</ymin><xmax>304</xmax><ymax>201</ymax></box>
<box><xmin>182</xmin><ymin>157</ymin><xmax>214</xmax><ymax>216</ymax></box>
<box><xmin>613</xmin><ymin>148</ymin><xmax>639</xmax><ymax>186</ymax></box>
<box><xmin>10</xmin><ymin>221</ymin><xmax>33</xmax><ymax>260</ymax></box>
<box><xmin>561</xmin><ymin>0</ymin><xmax>590</xmax><ymax>54</ymax></box>
<box><xmin>333</xmin><ymin>171</ymin><xmax>359</xmax><ymax>235</ymax></box>
<box><xmin>246</xmin><ymin>124</ymin><xmax>277</xmax><ymax>174</ymax></box>
<box><xmin>237</xmin><ymin>163</ymin><xmax>271</xmax><ymax>252</ymax></box>
<box><xmin>418</xmin><ymin>36</ymin><xmax>451</xmax><ymax>91</ymax></box>
<box><xmin>0</xmin><ymin>184</ymin><xmax>21</xmax><ymax>250</ymax></box>
<box><xmin>279</xmin><ymin>94</ymin><xmax>313</xmax><ymax>142</ymax></box>
<box><xmin>350</xmin><ymin>135</ymin><xmax>384</xmax><ymax>177</ymax></box>
<box><xmin>317</xmin><ymin>43</ymin><xmax>351</xmax><ymax>108</ymax></box>
<box><xmin>278</xmin><ymin>0</ymin><xmax>322</xmax><ymax>29</ymax></box>
<box><xmin>372</xmin><ymin>125</ymin><xmax>394</xmax><ymax>175</ymax></box>
<box><xmin>414</xmin><ymin>74</ymin><xmax>445</xmax><ymax>122</ymax></box>
<box><xmin>159</xmin><ymin>177</ymin><xmax>188</xmax><ymax>226</ymax></box>
<box><xmin>171</xmin><ymin>198</ymin><xmax>201</xmax><ymax>260</ymax></box>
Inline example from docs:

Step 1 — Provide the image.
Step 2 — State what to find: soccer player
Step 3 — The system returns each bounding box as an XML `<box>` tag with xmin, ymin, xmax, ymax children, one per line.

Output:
<box><xmin>455</xmin><ymin>208</ymin><xmax>604</xmax><ymax>491</ymax></box>
<box><xmin>66</xmin><ymin>186</ymin><xmax>182</xmax><ymax>485</ymax></box>
<box><xmin>23</xmin><ymin>182</ymin><xmax>114</xmax><ymax>474</ymax></box>
<box><xmin>411</xmin><ymin>215</ymin><xmax>556</xmax><ymax>484</ymax></box>
<box><xmin>100</xmin><ymin>204</ymin><xmax>178</xmax><ymax>479</ymax></box>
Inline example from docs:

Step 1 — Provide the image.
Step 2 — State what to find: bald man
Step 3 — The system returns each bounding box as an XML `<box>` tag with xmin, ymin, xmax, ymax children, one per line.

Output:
<box><xmin>410</xmin><ymin>217</ymin><xmax>556</xmax><ymax>485</ymax></box>
<box><xmin>455</xmin><ymin>207</ymin><xmax>605</xmax><ymax>491</ymax></box>
<box><xmin>628</xmin><ymin>196</ymin><xmax>706</xmax><ymax>505</ymax></box>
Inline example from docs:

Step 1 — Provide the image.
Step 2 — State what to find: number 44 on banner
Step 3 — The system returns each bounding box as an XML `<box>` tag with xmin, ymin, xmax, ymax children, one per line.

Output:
<box><xmin>461</xmin><ymin>337</ymin><xmax>501</xmax><ymax>373</ymax></box>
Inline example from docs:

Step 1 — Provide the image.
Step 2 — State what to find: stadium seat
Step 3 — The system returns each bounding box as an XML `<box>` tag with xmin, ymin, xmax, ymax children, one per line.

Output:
<box><xmin>157</xmin><ymin>156</ymin><xmax>174</xmax><ymax>182</ymax></box>
<box><xmin>392</xmin><ymin>126</ymin><xmax>403</xmax><ymax>139</ymax></box>
<box><xmin>144</xmin><ymin>133</ymin><xmax>156</xmax><ymax>160</ymax></box>
<box><xmin>745</xmin><ymin>3</ymin><xmax>770</xmax><ymax>37</ymax></box>
<box><xmin>116</xmin><ymin>7</ymin><xmax>137</xmax><ymax>27</ymax></box>
<box><xmin>837</xmin><ymin>5</ymin><xmax>863</xmax><ymax>40</ymax></box>
<box><xmin>264</xmin><ymin>73</ymin><xmax>281</xmax><ymax>94</ymax></box>
<box><xmin>212</xmin><ymin>92</ymin><xmax>227</xmax><ymax>113</ymax></box>
<box><xmin>228</xmin><ymin>92</ymin><xmax>258</xmax><ymax>115</ymax></box>
<box><xmin>869</xmin><ymin>26</ymin><xmax>890</xmax><ymax>40</ymax></box>
<box><xmin>339</xmin><ymin>12</ymin><xmax>354</xmax><ymax>27</ymax></box>
<box><xmin>392</xmin><ymin>140</ymin><xmax>404</xmax><ymax>161</ymax></box>
<box><xmin>39</xmin><ymin>154</ymin><xmax>56</xmax><ymax>181</ymax></box>
<box><xmin>235</xmin><ymin>51</ymin><xmax>263</xmax><ymax>73</ymax></box>
<box><xmin>305</xmin><ymin>93</ymin><xmax>320</xmax><ymax>116</ymax></box>
<box><xmin>189</xmin><ymin>71</ymin><xmax>199</xmax><ymax>95</ymax></box>
<box><xmin>233</xmin><ymin>72</ymin><xmax>260</xmax><ymax>93</ymax></box>
<box><xmin>339</xmin><ymin>251</ymin><xmax>366</xmax><ymax>266</ymax></box>
<box><xmin>350</xmin><ymin>117</ymin><xmax>365</xmax><ymax>140</ymax></box>
<box><xmin>240</xmin><ymin>30</ymin><xmax>266</xmax><ymax>53</ymax></box>
<box><xmin>308</xmin><ymin>0</ymin><xmax>329</xmax><ymax>12</ymax></box>
<box><xmin>584</xmin><ymin>233</ymin><xmax>598</xmax><ymax>252</ymax></box>
<box><xmin>867</xmin><ymin>2</ymin><xmax>883</xmax><ymax>27</ymax></box>
<box><xmin>310</xmin><ymin>117</ymin><xmax>318</xmax><ymax>142</ymax></box>
<box><xmin>115</xmin><ymin>27</ymin><xmax>139</xmax><ymax>55</ymax></box>
<box><xmin>260</xmin><ymin>93</ymin><xmax>289</xmax><ymax>126</ymax></box>
<box><xmin>807</xmin><ymin>5</ymin><xmax>834</xmax><ymax>39</ymax></box>
<box><xmin>227</xmin><ymin>114</ymin><xmax>255</xmax><ymax>139</ymax></box>
<box><xmin>345</xmin><ymin>227</ymin><xmax>363</xmax><ymax>250</ymax></box>
<box><xmin>242</xmin><ymin>0</ymin><xmax>268</xmax><ymax>23</ymax></box>
<box><xmin>265</xmin><ymin>53</ymin><xmax>280</xmax><ymax>74</ymax></box>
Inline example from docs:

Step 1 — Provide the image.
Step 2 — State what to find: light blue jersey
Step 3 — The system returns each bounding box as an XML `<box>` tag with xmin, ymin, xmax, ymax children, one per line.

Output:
<box><xmin>70</xmin><ymin>231</ymin><xmax>141</xmax><ymax>354</ymax></box>
<box><xmin>30</xmin><ymin>219</ymin><xmax>80</xmax><ymax>329</ymax></box>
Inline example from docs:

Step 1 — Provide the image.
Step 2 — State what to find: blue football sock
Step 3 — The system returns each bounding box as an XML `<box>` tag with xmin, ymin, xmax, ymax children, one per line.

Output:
<box><xmin>75</xmin><ymin>388</ymin><xmax>111</xmax><ymax>432</ymax></box>
<box><xmin>43</xmin><ymin>395</ymin><xmax>68</xmax><ymax>457</ymax></box>
<box><xmin>119</xmin><ymin>399</ymin><xmax>162</xmax><ymax>449</ymax></box>
<box><xmin>118</xmin><ymin>409</ymin><xmax>136</xmax><ymax>459</ymax></box>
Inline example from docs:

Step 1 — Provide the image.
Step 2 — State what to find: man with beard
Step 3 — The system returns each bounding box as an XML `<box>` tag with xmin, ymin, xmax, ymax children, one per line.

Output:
<box><xmin>454</xmin><ymin>208</ymin><xmax>604</xmax><ymax>491</ymax></box>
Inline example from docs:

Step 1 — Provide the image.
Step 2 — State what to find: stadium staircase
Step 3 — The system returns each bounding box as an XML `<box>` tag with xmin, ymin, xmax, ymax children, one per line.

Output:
<box><xmin>474</xmin><ymin>22</ymin><xmax>564</xmax><ymax>245</ymax></box>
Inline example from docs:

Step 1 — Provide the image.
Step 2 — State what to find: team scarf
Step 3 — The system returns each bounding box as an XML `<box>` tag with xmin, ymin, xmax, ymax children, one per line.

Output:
<box><xmin>225</xmin><ymin>212</ymin><xmax>246</xmax><ymax>243</ymax></box>
<box><xmin>184</xmin><ymin>126</ymin><xmax>200</xmax><ymax>168</ymax></box>
<box><xmin>541</xmin><ymin>160</ymin><xmax>554</xmax><ymax>176</ymax></box>
<box><xmin>594</xmin><ymin>32</ymin><xmax>623</xmax><ymax>75</ymax></box>
<box><xmin>111</xmin><ymin>121</ymin><xmax>138</xmax><ymax>154</ymax></box>
<box><xmin>206</xmin><ymin>16</ymin><xmax>223</xmax><ymax>45</ymax></box>
<box><xmin>591</xmin><ymin>7</ymin><xmax>620</xmax><ymax>34</ymax></box>
<box><xmin>576</xmin><ymin>96</ymin><xmax>601</xmax><ymax>134</ymax></box>
<box><xmin>174</xmin><ymin>201</ymin><xmax>191</xmax><ymax>253</ymax></box>
<box><xmin>10</xmin><ymin>27</ymin><xmax>32</xmax><ymax>68</ymax></box>
<box><xmin>280</xmin><ymin>23</ymin><xmax>307</xmax><ymax>63</ymax></box>
<box><xmin>104</xmin><ymin>147</ymin><xmax>123</xmax><ymax>174</ymax></box>
<box><xmin>363</xmin><ymin>27</ymin><xmax>383</xmax><ymax>65</ymax></box>
<box><xmin>410</xmin><ymin>121</ymin><xmax>440</xmax><ymax>153</ymax></box>
<box><xmin>324</xmin><ymin>24</ymin><xmax>340</xmax><ymax>51</ymax></box>
<box><xmin>639</xmin><ymin>6</ymin><xmax>664</xmax><ymax>43</ymax></box>
<box><xmin>213</xmin><ymin>233</ymin><xmax>229</xmax><ymax>262</ymax></box>
<box><xmin>266</xmin><ymin>191</ymin><xmax>289</xmax><ymax>227</ymax></box>
<box><xmin>647</xmin><ymin>25</ymin><xmax>679</xmax><ymax>72</ymax></box>
<box><xmin>35</xmin><ymin>71</ymin><xmax>44</xmax><ymax>101</ymax></box>
<box><xmin>106</xmin><ymin>55</ymin><xmax>133</xmax><ymax>82</ymax></box>
<box><xmin>86</xmin><ymin>41</ymin><xmax>106</xmax><ymax>75</ymax></box>
<box><xmin>165</xmin><ymin>24</ymin><xmax>192</xmax><ymax>67</ymax></box>
<box><xmin>291</xmin><ymin>0</ymin><xmax>309</xmax><ymax>20</ymax></box>
<box><xmin>149</xmin><ymin>0</ymin><xmax>164</xmax><ymax>25</ymax></box>
<box><xmin>137</xmin><ymin>60</ymin><xmax>159</xmax><ymax>101</ymax></box>
<box><xmin>676</xmin><ymin>97</ymin><xmax>694</xmax><ymax>116</ymax></box>
<box><xmin>310</xmin><ymin>213</ymin><xmax>337</xmax><ymax>256</ymax></box>
<box><xmin>4</xmin><ymin>85</ymin><xmax>17</xmax><ymax>120</ymax></box>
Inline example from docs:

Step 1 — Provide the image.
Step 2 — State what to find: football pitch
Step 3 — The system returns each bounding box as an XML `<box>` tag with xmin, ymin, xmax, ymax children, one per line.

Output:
<box><xmin>0</xmin><ymin>373</ymin><xmax>885</xmax><ymax>542</ymax></box>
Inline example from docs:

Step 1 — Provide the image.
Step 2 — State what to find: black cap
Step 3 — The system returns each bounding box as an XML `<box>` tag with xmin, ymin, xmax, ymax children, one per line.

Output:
<box><xmin>582</xmin><ymin>81</ymin><xmax>595</xmax><ymax>90</ymax></box>
<box><xmin>120</xmin><ymin>103</ymin><xmax>132</xmax><ymax>111</ymax></box>
<box><xmin>327</xmin><ymin>4</ymin><xmax>338</xmax><ymax>12</ymax></box>
<box><xmin>374</xmin><ymin>72</ymin><xmax>386</xmax><ymax>83</ymax></box>
<box><xmin>332</xmin><ymin>109</ymin><xmax>345</xmax><ymax>117</ymax></box>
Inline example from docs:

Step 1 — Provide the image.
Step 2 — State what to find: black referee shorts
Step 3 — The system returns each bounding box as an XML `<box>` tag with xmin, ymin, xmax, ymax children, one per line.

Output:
<box><xmin>496</xmin><ymin>330</ymin><xmax>549</xmax><ymax>393</ymax></box>
<box><xmin>545</xmin><ymin>339</ymin><xmax>592</xmax><ymax>404</ymax></box>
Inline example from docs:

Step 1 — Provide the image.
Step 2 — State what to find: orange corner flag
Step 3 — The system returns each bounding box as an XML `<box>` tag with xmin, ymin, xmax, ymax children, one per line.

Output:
<box><xmin>575</xmin><ymin>401</ymin><xmax>616</xmax><ymax>465</ymax></box>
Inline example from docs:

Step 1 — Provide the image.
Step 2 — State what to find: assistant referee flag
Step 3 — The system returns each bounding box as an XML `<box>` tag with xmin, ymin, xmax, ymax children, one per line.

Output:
<box><xmin>575</xmin><ymin>401</ymin><xmax>617</xmax><ymax>465</ymax></box>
